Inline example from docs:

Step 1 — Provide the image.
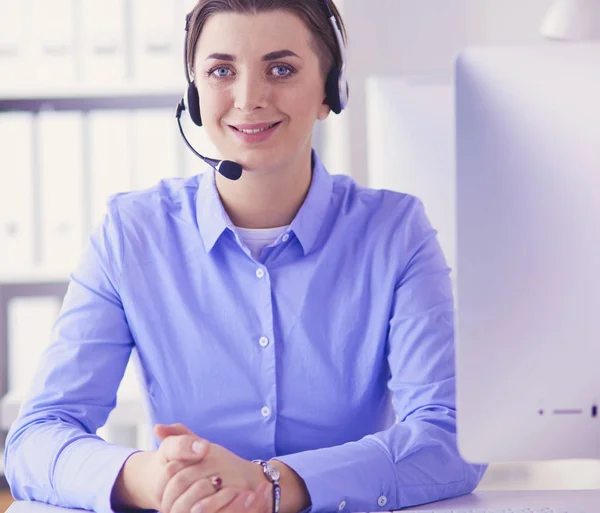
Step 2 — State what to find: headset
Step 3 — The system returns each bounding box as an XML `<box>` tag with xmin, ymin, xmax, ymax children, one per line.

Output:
<box><xmin>175</xmin><ymin>0</ymin><xmax>349</xmax><ymax>181</ymax></box>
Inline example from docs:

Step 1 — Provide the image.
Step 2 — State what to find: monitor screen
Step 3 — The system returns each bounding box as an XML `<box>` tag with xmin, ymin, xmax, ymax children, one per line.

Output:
<box><xmin>455</xmin><ymin>42</ymin><xmax>600</xmax><ymax>464</ymax></box>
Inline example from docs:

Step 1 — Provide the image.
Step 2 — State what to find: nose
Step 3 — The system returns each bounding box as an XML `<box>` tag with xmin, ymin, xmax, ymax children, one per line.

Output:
<box><xmin>233</xmin><ymin>72</ymin><xmax>269</xmax><ymax>113</ymax></box>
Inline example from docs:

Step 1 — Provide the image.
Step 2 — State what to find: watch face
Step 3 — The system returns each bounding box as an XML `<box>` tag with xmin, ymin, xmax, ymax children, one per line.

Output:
<box><xmin>266</xmin><ymin>464</ymin><xmax>280</xmax><ymax>482</ymax></box>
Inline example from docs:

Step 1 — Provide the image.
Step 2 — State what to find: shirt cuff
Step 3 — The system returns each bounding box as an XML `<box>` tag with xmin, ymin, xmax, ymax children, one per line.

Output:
<box><xmin>54</xmin><ymin>437</ymin><xmax>141</xmax><ymax>513</ymax></box>
<box><xmin>274</xmin><ymin>439</ymin><xmax>398</xmax><ymax>513</ymax></box>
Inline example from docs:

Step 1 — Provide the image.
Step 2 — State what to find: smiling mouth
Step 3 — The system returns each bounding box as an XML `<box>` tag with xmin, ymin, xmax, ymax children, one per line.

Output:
<box><xmin>231</xmin><ymin>122</ymin><xmax>281</xmax><ymax>134</ymax></box>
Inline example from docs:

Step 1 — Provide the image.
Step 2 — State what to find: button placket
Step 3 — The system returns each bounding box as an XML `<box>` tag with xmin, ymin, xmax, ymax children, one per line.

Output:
<box><xmin>254</xmin><ymin>262</ymin><xmax>276</xmax><ymax>453</ymax></box>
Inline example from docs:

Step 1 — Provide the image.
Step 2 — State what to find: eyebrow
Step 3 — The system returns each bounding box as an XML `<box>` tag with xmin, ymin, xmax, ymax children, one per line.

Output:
<box><xmin>205</xmin><ymin>50</ymin><xmax>300</xmax><ymax>61</ymax></box>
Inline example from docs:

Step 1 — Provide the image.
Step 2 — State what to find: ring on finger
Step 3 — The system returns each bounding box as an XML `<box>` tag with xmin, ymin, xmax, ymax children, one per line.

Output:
<box><xmin>210</xmin><ymin>475</ymin><xmax>222</xmax><ymax>492</ymax></box>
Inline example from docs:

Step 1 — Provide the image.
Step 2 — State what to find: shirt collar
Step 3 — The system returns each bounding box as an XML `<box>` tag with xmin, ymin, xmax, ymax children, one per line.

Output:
<box><xmin>196</xmin><ymin>150</ymin><xmax>333</xmax><ymax>255</ymax></box>
<box><xmin>196</xmin><ymin>165</ymin><xmax>233</xmax><ymax>253</ymax></box>
<box><xmin>289</xmin><ymin>150</ymin><xmax>333</xmax><ymax>255</ymax></box>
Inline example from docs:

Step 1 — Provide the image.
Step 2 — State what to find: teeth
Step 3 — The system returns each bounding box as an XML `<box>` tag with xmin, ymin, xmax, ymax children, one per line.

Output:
<box><xmin>238</xmin><ymin>123</ymin><xmax>277</xmax><ymax>134</ymax></box>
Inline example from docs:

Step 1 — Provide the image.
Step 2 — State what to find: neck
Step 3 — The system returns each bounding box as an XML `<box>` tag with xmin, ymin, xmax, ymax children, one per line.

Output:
<box><xmin>215</xmin><ymin>149</ymin><xmax>313</xmax><ymax>229</ymax></box>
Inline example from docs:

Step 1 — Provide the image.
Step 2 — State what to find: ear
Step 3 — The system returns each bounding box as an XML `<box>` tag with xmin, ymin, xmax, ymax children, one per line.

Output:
<box><xmin>318</xmin><ymin>100</ymin><xmax>331</xmax><ymax>121</ymax></box>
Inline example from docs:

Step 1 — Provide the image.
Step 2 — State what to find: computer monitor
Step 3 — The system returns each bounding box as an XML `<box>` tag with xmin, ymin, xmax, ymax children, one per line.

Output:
<box><xmin>455</xmin><ymin>42</ymin><xmax>600</xmax><ymax>464</ymax></box>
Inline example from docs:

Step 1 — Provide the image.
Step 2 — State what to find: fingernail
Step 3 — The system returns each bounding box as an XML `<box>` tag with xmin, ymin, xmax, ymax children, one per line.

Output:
<box><xmin>244</xmin><ymin>493</ymin><xmax>256</xmax><ymax>509</ymax></box>
<box><xmin>190</xmin><ymin>503</ymin><xmax>202</xmax><ymax>513</ymax></box>
<box><xmin>192</xmin><ymin>440</ymin><xmax>205</xmax><ymax>454</ymax></box>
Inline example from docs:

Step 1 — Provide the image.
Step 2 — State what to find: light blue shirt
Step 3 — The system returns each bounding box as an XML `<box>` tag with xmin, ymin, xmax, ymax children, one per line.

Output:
<box><xmin>5</xmin><ymin>151</ymin><xmax>486</xmax><ymax>513</ymax></box>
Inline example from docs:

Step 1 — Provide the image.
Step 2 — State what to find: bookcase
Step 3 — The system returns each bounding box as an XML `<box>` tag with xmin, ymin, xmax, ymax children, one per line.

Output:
<box><xmin>0</xmin><ymin>0</ymin><xmax>200</xmax><ymax>485</ymax></box>
<box><xmin>0</xmin><ymin>85</ymin><xmax>189</xmax><ymax>486</ymax></box>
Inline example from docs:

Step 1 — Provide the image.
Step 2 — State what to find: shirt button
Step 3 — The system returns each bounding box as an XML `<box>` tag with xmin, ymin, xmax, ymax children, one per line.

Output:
<box><xmin>261</xmin><ymin>406</ymin><xmax>271</xmax><ymax>418</ymax></box>
<box><xmin>377</xmin><ymin>495</ymin><xmax>387</xmax><ymax>507</ymax></box>
<box><xmin>256</xmin><ymin>268</ymin><xmax>265</xmax><ymax>279</ymax></box>
<box><xmin>338</xmin><ymin>500</ymin><xmax>346</xmax><ymax>510</ymax></box>
<box><xmin>282</xmin><ymin>233</ymin><xmax>290</xmax><ymax>242</ymax></box>
<box><xmin>259</xmin><ymin>336</ymin><xmax>269</xmax><ymax>347</ymax></box>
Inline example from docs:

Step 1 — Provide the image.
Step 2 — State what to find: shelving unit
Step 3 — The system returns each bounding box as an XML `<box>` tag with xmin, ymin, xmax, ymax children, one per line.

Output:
<box><xmin>0</xmin><ymin>0</ymin><xmax>195</xmax><ymax>490</ymax></box>
<box><xmin>0</xmin><ymin>86</ymin><xmax>181</xmax><ymax>112</ymax></box>
<box><xmin>0</xmin><ymin>88</ymin><xmax>182</xmax><ymax>486</ymax></box>
<box><xmin>0</xmin><ymin>277</ymin><xmax>69</xmax><ymax>489</ymax></box>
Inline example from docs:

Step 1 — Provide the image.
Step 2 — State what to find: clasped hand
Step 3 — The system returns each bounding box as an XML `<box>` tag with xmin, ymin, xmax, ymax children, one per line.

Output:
<box><xmin>146</xmin><ymin>423</ymin><xmax>272</xmax><ymax>513</ymax></box>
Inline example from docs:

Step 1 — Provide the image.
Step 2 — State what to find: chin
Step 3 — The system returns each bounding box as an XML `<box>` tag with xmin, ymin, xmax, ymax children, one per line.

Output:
<box><xmin>227</xmin><ymin>147</ymin><xmax>291</xmax><ymax>173</ymax></box>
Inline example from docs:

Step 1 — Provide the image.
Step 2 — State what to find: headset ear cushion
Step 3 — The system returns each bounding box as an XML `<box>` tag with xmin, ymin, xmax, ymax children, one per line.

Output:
<box><xmin>187</xmin><ymin>82</ymin><xmax>203</xmax><ymax>126</ymax></box>
<box><xmin>325</xmin><ymin>67</ymin><xmax>342</xmax><ymax>114</ymax></box>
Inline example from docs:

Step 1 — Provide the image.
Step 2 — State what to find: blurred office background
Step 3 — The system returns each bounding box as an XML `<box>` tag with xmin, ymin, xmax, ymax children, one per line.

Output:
<box><xmin>0</xmin><ymin>0</ymin><xmax>599</xmax><ymax>497</ymax></box>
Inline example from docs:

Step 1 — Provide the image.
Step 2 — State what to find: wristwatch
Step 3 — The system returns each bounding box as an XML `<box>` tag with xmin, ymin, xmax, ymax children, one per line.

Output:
<box><xmin>252</xmin><ymin>459</ymin><xmax>281</xmax><ymax>513</ymax></box>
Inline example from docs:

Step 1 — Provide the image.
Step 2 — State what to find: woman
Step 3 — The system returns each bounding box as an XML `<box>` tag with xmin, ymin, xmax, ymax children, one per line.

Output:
<box><xmin>4</xmin><ymin>1</ymin><xmax>487</xmax><ymax>512</ymax></box>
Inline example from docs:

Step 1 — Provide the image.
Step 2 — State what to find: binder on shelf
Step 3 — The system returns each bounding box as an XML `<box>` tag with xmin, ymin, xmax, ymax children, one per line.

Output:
<box><xmin>131</xmin><ymin>0</ymin><xmax>179</xmax><ymax>82</ymax></box>
<box><xmin>0</xmin><ymin>0</ymin><xmax>31</xmax><ymax>85</ymax></box>
<box><xmin>130</xmin><ymin>109</ymin><xmax>180</xmax><ymax>190</ymax></box>
<box><xmin>79</xmin><ymin>0</ymin><xmax>128</xmax><ymax>85</ymax></box>
<box><xmin>30</xmin><ymin>0</ymin><xmax>76</xmax><ymax>84</ymax></box>
<box><xmin>0</xmin><ymin>112</ymin><xmax>35</xmax><ymax>271</ymax></box>
<box><xmin>38</xmin><ymin>111</ymin><xmax>85</xmax><ymax>272</ymax></box>
<box><xmin>88</xmin><ymin>110</ymin><xmax>133</xmax><ymax>230</ymax></box>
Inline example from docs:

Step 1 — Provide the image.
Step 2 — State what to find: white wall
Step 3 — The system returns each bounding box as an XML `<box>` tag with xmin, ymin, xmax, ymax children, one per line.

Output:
<box><xmin>322</xmin><ymin>0</ymin><xmax>555</xmax><ymax>182</ymax></box>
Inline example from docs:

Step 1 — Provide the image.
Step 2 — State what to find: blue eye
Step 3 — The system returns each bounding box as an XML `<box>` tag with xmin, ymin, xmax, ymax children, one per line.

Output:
<box><xmin>270</xmin><ymin>65</ymin><xmax>294</xmax><ymax>78</ymax></box>
<box><xmin>209</xmin><ymin>67</ymin><xmax>232</xmax><ymax>78</ymax></box>
<box><xmin>207</xmin><ymin>64</ymin><xmax>295</xmax><ymax>80</ymax></box>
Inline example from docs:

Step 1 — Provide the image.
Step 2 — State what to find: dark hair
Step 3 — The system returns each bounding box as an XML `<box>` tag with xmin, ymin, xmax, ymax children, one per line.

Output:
<box><xmin>185</xmin><ymin>0</ymin><xmax>347</xmax><ymax>79</ymax></box>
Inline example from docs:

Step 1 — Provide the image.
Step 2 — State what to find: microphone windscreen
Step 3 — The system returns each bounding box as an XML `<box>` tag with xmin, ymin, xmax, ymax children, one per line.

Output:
<box><xmin>218</xmin><ymin>160</ymin><xmax>243</xmax><ymax>181</ymax></box>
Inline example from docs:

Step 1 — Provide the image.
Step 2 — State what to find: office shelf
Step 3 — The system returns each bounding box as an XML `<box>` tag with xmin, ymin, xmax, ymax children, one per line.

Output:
<box><xmin>0</xmin><ymin>0</ymin><xmax>192</xmax><ymax>469</ymax></box>
<box><xmin>0</xmin><ymin>271</ymin><xmax>69</xmax><ymax>284</ymax></box>
<box><xmin>0</xmin><ymin>87</ymin><xmax>184</xmax><ymax>438</ymax></box>
<box><xmin>0</xmin><ymin>85</ymin><xmax>182</xmax><ymax>112</ymax></box>
<box><xmin>0</xmin><ymin>83</ymin><xmax>183</xmax><ymax>98</ymax></box>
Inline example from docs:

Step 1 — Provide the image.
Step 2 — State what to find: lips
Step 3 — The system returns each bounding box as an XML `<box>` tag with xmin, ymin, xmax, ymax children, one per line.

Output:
<box><xmin>230</xmin><ymin>121</ymin><xmax>282</xmax><ymax>134</ymax></box>
<box><xmin>228</xmin><ymin>120</ymin><xmax>282</xmax><ymax>144</ymax></box>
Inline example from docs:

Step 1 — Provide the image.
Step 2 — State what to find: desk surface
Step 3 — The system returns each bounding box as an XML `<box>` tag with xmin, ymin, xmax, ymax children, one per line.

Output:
<box><xmin>403</xmin><ymin>489</ymin><xmax>600</xmax><ymax>510</ymax></box>
<box><xmin>6</xmin><ymin>490</ymin><xmax>600</xmax><ymax>512</ymax></box>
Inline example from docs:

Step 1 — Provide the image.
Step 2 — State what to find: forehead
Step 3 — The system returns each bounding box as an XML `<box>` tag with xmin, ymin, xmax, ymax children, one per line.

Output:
<box><xmin>196</xmin><ymin>10</ymin><xmax>314</xmax><ymax>55</ymax></box>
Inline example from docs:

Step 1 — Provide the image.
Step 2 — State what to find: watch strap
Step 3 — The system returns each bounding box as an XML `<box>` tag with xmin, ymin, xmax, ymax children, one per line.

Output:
<box><xmin>272</xmin><ymin>480</ymin><xmax>281</xmax><ymax>513</ymax></box>
<box><xmin>252</xmin><ymin>459</ymin><xmax>281</xmax><ymax>513</ymax></box>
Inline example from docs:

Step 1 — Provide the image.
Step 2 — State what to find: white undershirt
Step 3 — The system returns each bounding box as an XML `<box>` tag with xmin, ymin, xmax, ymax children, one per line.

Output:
<box><xmin>234</xmin><ymin>225</ymin><xmax>290</xmax><ymax>260</ymax></box>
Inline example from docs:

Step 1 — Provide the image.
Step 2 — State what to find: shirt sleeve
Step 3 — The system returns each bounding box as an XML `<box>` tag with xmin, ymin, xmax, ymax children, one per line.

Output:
<box><xmin>275</xmin><ymin>198</ymin><xmax>488</xmax><ymax>513</ymax></box>
<box><xmin>3</xmin><ymin>198</ymin><xmax>140</xmax><ymax>513</ymax></box>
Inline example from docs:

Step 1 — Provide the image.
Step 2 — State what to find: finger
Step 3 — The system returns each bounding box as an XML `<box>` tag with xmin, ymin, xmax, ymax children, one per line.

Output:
<box><xmin>156</xmin><ymin>459</ymin><xmax>200</xmax><ymax>507</ymax></box>
<box><xmin>255</xmin><ymin>482</ymin><xmax>272</xmax><ymax>513</ymax></box>
<box><xmin>223</xmin><ymin>482</ymin><xmax>271</xmax><ymax>513</ymax></box>
<box><xmin>154</xmin><ymin>423</ymin><xmax>196</xmax><ymax>441</ymax></box>
<box><xmin>258</xmin><ymin>482</ymin><xmax>273</xmax><ymax>513</ymax></box>
<box><xmin>189</xmin><ymin>487</ymin><xmax>242</xmax><ymax>513</ymax></box>
<box><xmin>164</xmin><ymin>474</ymin><xmax>215</xmax><ymax>513</ymax></box>
<box><xmin>158</xmin><ymin>433</ymin><xmax>210</xmax><ymax>462</ymax></box>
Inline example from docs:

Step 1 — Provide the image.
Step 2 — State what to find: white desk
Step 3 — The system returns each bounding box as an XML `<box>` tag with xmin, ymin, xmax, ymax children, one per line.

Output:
<box><xmin>6</xmin><ymin>491</ymin><xmax>600</xmax><ymax>512</ymax></box>
<box><xmin>402</xmin><ymin>490</ymin><xmax>600</xmax><ymax>510</ymax></box>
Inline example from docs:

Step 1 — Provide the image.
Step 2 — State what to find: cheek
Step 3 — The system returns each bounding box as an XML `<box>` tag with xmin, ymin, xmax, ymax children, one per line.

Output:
<box><xmin>199</xmin><ymin>88</ymin><xmax>230</xmax><ymax>125</ymax></box>
<box><xmin>281</xmin><ymin>85</ymin><xmax>323</xmax><ymax>121</ymax></box>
